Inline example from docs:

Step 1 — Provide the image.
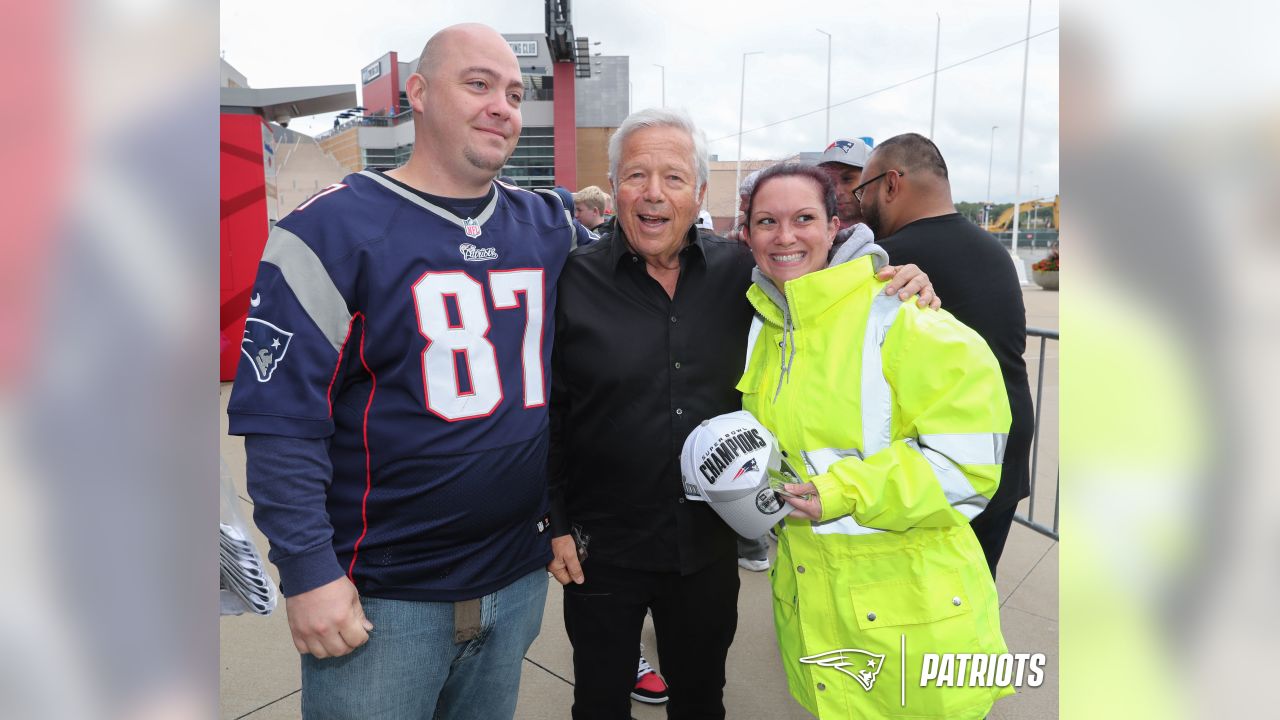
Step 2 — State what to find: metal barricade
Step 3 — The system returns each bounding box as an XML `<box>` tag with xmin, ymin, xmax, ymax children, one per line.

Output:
<box><xmin>1013</xmin><ymin>327</ymin><xmax>1059</xmax><ymax>541</ymax></box>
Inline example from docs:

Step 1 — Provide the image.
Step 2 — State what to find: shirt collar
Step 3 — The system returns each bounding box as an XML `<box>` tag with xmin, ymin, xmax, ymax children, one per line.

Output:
<box><xmin>610</xmin><ymin>222</ymin><xmax>707</xmax><ymax>272</ymax></box>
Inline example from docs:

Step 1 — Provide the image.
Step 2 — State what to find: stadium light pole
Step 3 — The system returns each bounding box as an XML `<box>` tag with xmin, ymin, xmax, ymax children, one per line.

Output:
<box><xmin>654</xmin><ymin>64</ymin><xmax>665</xmax><ymax>107</ymax></box>
<box><xmin>1011</xmin><ymin>0</ymin><xmax>1032</xmax><ymax>257</ymax></box>
<box><xmin>817</xmin><ymin>29</ymin><xmax>831</xmax><ymax>144</ymax></box>
<box><xmin>734</xmin><ymin>51</ymin><xmax>764</xmax><ymax>227</ymax></box>
<box><xmin>985</xmin><ymin>125</ymin><xmax>998</xmax><ymax>227</ymax></box>
<box><xmin>929</xmin><ymin>14</ymin><xmax>940</xmax><ymax>138</ymax></box>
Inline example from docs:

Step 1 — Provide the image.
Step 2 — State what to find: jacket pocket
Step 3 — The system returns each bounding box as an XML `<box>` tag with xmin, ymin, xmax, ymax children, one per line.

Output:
<box><xmin>850</xmin><ymin>569</ymin><xmax>971</xmax><ymax>631</ymax></box>
<box><xmin>848</xmin><ymin>569</ymin><xmax>1006</xmax><ymax>718</ymax></box>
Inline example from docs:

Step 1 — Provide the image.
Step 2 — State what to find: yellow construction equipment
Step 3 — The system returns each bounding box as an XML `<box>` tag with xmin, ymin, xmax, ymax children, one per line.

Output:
<box><xmin>983</xmin><ymin>195</ymin><xmax>1059</xmax><ymax>233</ymax></box>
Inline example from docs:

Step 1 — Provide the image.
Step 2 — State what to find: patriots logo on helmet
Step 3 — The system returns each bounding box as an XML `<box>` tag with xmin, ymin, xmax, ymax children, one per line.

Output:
<box><xmin>241</xmin><ymin>318</ymin><xmax>294</xmax><ymax>382</ymax></box>
<box><xmin>799</xmin><ymin>649</ymin><xmax>886</xmax><ymax>691</ymax></box>
<box><xmin>825</xmin><ymin>139</ymin><xmax>857</xmax><ymax>154</ymax></box>
<box><xmin>732</xmin><ymin>458</ymin><xmax>760</xmax><ymax>481</ymax></box>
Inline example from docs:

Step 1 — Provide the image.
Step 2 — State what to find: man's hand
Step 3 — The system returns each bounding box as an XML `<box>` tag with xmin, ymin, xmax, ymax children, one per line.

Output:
<box><xmin>877</xmin><ymin>263</ymin><xmax>941</xmax><ymax>309</ymax></box>
<box><xmin>781</xmin><ymin>482</ymin><xmax>823</xmax><ymax>521</ymax></box>
<box><xmin>284</xmin><ymin>576</ymin><xmax>373</xmax><ymax>659</ymax></box>
<box><xmin>547</xmin><ymin>534</ymin><xmax>584</xmax><ymax>585</ymax></box>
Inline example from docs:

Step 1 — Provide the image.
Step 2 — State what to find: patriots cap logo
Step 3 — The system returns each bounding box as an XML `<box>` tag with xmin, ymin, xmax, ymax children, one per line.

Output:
<box><xmin>826</xmin><ymin>139</ymin><xmax>857</xmax><ymax>154</ymax></box>
<box><xmin>241</xmin><ymin>318</ymin><xmax>294</xmax><ymax>382</ymax></box>
<box><xmin>799</xmin><ymin>649</ymin><xmax>886</xmax><ymax>692</ymax></box>
<box><xmin>732</xmin><ymin>458</ymin><xmax>760</xmax><ymax>481</ymax></box>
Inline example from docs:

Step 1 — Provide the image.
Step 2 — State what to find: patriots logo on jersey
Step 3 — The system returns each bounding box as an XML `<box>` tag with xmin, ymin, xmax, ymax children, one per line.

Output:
<box><xmin>825</xmin><ymin>139</ymin><xmax>857</xmax><ymax>155</ymax></box>
<box><xmin>732</xmin><ymin>458</ymin><xmax>760</xmax><ymax>481</ymax></box>
<box><xmin>241</xmin><ymin>318</ymin><xmax>294</xmax><ymax>382</ymax></box>
<box><xmin>459</xmin><ymin>243</ymin><xmax>499</xmax><ymax>262</ymax></box>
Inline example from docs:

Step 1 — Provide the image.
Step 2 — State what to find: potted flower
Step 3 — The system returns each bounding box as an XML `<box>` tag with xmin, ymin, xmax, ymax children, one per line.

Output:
<box><xmin>1031</xmin><ymin>245</ymin><xmax>1058</xmax><ymax>290</ymax></box>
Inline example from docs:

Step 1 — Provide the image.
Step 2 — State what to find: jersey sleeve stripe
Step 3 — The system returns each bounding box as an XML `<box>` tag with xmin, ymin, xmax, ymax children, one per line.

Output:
<box><xmin>261</xmin><ymin>226</ymin><xmax>354</xmax><ymax>353</ymax></box>
<box><xmin>533</xmin><ymin>189</ymin><xmax>579</xmax><ymax>250</ymax></box>
<box><xmin>346</xmin><ymin>316</ymin><xmax>376</xmax><ymax>581</ymax></box>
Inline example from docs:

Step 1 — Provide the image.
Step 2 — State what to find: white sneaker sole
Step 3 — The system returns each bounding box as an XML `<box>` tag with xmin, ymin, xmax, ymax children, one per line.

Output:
<box><xmin>631</xmin><ymin>692</ymin><xmax>669</xmax><ymax>704</ymax></box>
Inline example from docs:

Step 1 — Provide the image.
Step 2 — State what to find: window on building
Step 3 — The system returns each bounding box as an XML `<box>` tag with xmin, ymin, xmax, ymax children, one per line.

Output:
<box><xmin>501</xmin><ymin>126</ymin><xmax>555</xmax><ymax>188</ymax></box>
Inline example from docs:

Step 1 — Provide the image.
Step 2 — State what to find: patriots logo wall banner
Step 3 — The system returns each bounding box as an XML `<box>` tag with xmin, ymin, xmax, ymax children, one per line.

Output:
<box><xmin>732</xmin><ymin>458</ymin><xmax>759</xmax><ymax>481</ymax></box>
<box><xmin>241</xmin><ymin>318</ymin><xmax>294</xmax><ymax>382</ymax></box>
<box><xmin>799</xmin><ymin>649</ymin><xmax>886</xmax><ymax>691</ymax></box>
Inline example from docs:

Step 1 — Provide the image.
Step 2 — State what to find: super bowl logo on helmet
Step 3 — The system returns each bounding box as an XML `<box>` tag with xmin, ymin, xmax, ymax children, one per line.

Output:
<box><xmin>241</xmin><ymin>318</ymin><xmax>294</xmax><ymax>382</ymax></box>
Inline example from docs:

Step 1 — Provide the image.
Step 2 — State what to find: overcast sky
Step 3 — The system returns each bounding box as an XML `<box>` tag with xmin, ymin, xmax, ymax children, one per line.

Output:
<box><xmin>220</xmin><ymin>0</ymin><xmax>1058</xmax><ymax>203</ymax></box>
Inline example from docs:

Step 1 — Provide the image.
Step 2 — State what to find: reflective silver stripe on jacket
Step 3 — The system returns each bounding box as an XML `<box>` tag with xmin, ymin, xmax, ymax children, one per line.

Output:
<box><xmin>860</xmin><ymin>293</ymin><xmax>903</xmax><ymax>455</ymax></box>
<box><xmin>744</xmin><ymin>315</ymin><xmax>764</xmax><ymax>372</ymax></box>
<box><xmin>803</xmin><ymin>294</ymin><xmax>901</xmax><ymax>537</ymax></box>
<box><xmin>904</xmin><ymin>438</ymin><xmax>991</xmax><ymax>517</ymax></box>
<box><xmin>260</xmin><ymin>226</ymin><xmax>353</xmax><ymax>353</ymax></box>
<box><xmin>803</xmin><ymin>448</ymin><xmax>885</xmax><ymax>536</ymax></box>
<box><xmin>918</xmin><ymin>432</ymin><xmax>1008</xmax><ymax>466</ymax></box>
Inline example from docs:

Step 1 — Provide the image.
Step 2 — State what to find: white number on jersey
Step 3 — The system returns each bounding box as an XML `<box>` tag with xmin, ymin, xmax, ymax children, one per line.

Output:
<box><xmin>411</xmin><ymin>270</ymin><xmax>545</xmax><ymax>421</ymax></box>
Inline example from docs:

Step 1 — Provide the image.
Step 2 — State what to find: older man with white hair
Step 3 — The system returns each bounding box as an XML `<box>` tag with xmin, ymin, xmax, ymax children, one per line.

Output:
<box><xmin>545</xmin><ymin>108</ymin><xmax>936</xmax><ymax>719</ymax></box>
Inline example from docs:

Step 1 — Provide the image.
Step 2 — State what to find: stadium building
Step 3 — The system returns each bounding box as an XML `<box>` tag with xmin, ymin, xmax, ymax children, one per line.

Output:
<box><xmin>316</xmin><ymin>34</ymin><xmax>628</xmax><ymax>192</ymax></box>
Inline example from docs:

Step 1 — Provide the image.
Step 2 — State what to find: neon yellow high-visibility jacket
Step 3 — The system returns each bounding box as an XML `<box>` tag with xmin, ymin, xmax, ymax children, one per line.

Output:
<box><xmin>739</xmin><ymin>254</ymin><xmax>1014</xmax><ymax>719</ymax></box>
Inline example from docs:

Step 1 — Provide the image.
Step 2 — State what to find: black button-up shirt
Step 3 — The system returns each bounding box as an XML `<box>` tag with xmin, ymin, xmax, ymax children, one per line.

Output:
<box><xmin>548</xmin><ymin>225</ymin><xmax>756</xmax><ymax>574</ymax></box>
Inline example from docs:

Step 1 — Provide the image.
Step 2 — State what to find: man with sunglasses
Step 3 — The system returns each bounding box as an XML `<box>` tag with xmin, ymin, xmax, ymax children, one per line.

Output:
<box><xmin>857</xmin><ymin>132</ymin><xmax>1036</xmax><ymax>579</ymax></box>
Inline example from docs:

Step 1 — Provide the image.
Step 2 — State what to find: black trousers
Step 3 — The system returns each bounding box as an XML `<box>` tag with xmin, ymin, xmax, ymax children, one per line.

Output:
<box><xmin>563</xmin><ymin>556</ymin><xmax>740</xmax><ymax>720</ymax></box>
<box><xmin>969</xmin><ymin>503</ymin><xmax>1019</xmax><ymax>580</ymax></box>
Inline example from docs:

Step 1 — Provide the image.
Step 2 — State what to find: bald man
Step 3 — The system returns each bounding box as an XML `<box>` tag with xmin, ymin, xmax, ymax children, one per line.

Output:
<box><xmin>857</xmin><ymin>133</ymin><xmax>1035</xmax><ymax>578</ymax></box>
<box><xmin>228</xmin><ymin>24</ymin><xmax>586</xmax><ymax>719</ymax></box>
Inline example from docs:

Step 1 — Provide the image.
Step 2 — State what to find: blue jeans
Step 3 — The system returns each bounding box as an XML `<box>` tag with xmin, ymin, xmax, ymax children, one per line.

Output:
<box><xmin>300</xmin><ymin>568</ymin><xmax>548</xmax><ymax>720</ymax></box>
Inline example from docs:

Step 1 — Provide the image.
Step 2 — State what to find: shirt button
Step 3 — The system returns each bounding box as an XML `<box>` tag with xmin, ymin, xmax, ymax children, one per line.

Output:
<box><xmin>631</xmin><ymin>255</ymin><xmax>639</xmax><ymax>262</ymax></box>
<box><xmin>675</xmin><ymin>408</ymin><xmax>684</xmax><ymax>415</ymax></box>
<box><xmin>816</xmin><ymin>683</ymin><xmax>826</xmax><ymax>691</ymax></box>
<box><xmin>677</xmin><ymin>497</ymin><xmax>685</xmax><ymax>504</ymax></box>
<box><xmin>867</xmin><ymin>611</ymin><xmax>877</xmax><ymax>622</ymax></box>
<box><xmin>674</xmin><ymin>362</ymin><xmax>681</xmax><ymax>369</ymax></box>
<box><xmin>796</xmin><ymin>565</ymin><xmax>805</xmax><ymax>574</ymax></box>
<box><xmin>670</xmin><ymin>315</ymin><xmax>678</xmax><ymax>323</ymax></box>
<box><xmin>952</xmin><ymin>596</ymin><xmax>962</xmax><ymax>606</ymax></box>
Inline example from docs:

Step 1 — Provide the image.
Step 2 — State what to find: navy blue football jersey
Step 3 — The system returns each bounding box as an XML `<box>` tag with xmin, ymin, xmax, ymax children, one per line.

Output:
<box><xmin>228</xmin><ymin>171</ymin><xmax>578</xmax><ymax>601</ymax></box>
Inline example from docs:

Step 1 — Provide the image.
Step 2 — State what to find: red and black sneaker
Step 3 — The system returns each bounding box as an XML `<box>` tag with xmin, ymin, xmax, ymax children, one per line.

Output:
<box><xmin>631</xmin><ymin>654</ymin><xmax>669</xmax><ymax>704</ymax></box>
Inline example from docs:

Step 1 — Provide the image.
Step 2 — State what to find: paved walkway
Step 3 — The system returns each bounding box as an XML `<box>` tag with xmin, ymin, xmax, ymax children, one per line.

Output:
<box><xmin>220</xmin><ymin>287</ymin><xmax>1059</xmax><ymax>719</ymax></box>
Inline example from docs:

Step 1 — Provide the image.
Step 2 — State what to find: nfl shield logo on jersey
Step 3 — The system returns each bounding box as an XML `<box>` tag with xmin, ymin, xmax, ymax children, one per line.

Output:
<box><xmin>463</xmin><ymin>217</ymin><xmax>482</xmax><ymax>238</ymax></box>
<box><xmin>241</xmin><ymin>318</ymin><xmax>294</xmax><ymax>382</ymax></box>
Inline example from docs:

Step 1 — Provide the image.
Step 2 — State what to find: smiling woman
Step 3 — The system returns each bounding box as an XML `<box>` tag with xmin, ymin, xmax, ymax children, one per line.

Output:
<box><xmin>736</xmin><ymin>161</ymin><xmax>1015</xmax><ymax>719</ymax></box>
<box><xmin>741</xmin><ymin>164</ymin><xmax>839</xmax><ymax>286</ymax></box>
